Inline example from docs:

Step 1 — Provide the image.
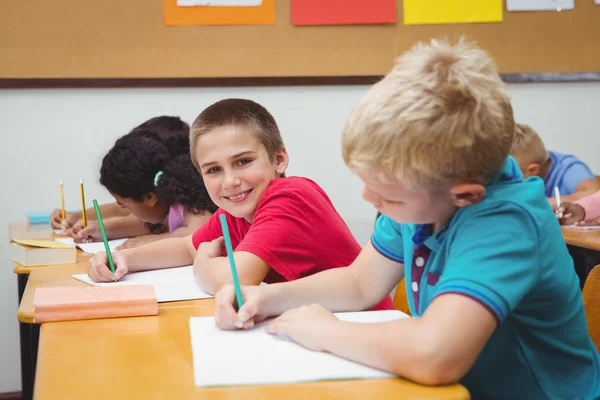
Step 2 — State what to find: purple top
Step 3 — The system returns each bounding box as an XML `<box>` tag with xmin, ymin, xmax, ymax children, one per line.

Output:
<box><xmin>167</xmin><ymin>203</ymin><xmax>185</xmax><ymax>232</ymax></box>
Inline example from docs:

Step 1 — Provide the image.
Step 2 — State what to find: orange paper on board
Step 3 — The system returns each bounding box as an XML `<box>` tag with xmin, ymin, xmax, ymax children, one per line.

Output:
<box><xmin>163</xmin><ymin>0</ymin><xmax>275</xmax><ymax>26</ymax></box>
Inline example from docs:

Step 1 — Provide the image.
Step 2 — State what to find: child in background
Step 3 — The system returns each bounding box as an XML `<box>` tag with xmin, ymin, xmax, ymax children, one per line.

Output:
<box><xmin>50</xmin><ymin>116</ymin><xmax>190</xmax><ymax>230</ymax></box>
<box><xmin>510</xmin><ymin>123</ymin><xmax>599</xmax><ymax>207</ymax></box>
<box><xmin>74</xmin><ymin>134</ymin><xmax>216</xmax><ymax>249</ymax></box>
<box><xmin>213</xmin><ymin>41</ymin><xmax>600</xmax><ymax>399</ymax></box>
<box><xmin>87</xmin><ymin>98</ymin><xmax>394</xmax><ymax>310</ymax></box>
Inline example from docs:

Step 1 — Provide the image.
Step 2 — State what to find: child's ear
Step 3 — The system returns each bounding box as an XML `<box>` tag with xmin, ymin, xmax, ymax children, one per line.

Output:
<box><xmin>527</xmin><ymin>163</ymin><xmax>541</xmax><ymax>177</ymax></box>
<box><xmin>144</xmin><ymin>192</ymin><xmax>159</xmax><ymax>206</ymax></box>
<box><xmin>273</xmin><ymin>146</ymin><xmax>289</xmax><ymax>176</ymax></box>
<box><xmin>449</xmin><ymin>184</ymin><xmax>486</xmax><ymax>208</ymax></box>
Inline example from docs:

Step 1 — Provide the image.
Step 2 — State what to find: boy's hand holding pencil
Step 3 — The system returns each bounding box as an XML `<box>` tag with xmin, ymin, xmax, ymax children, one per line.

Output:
<box><xmin>214</xmin><ymin>284</ymin><xmax>272</xmax><ymax>330</ymax></box>
<box><xmin>556</xmin><ymin>202</ymin><xmax>586</xmax><ymax>226</ymax></box>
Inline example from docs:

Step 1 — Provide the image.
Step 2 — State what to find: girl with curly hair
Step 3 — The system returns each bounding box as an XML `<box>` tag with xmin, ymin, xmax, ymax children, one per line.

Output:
<box><xmin>72</xmin><ymin>134</ymin><xmax>217</xmax><ymax>249</ymax></box>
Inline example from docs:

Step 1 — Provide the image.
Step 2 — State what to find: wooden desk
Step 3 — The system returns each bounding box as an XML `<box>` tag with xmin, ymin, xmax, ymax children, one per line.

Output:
<box><xmin>35</xmin><ymin>305</ymin><xmax>469</xmax><ymax>400</ymax></box>
<box><xmin>561</xmin><ymin>227</ymin><xmax>600</xmax><ymax>252</ymax></box>
<box><xmin>10</xmin><ymin>224</ymin><xmax>76</xmax><ymax>400</ymax></box>
<box><xmin>18</xmin><ymin>254</ymin><xmax>215</xmax><ymax>400</ymax></box>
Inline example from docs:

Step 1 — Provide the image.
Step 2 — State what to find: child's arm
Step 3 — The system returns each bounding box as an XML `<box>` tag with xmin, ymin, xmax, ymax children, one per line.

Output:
<box><xmin>573</xmin><ymin>190</ymin><xmax>600</xmax><ymax>221</ymax></box>
<box><xmin>87</xmin><ymin>235</ymin><xmax>196</xmax><ymax>282</ymax></box>
<box><xmin>215</xmin><ymin>246</ymin><xmax>495</xmax><ymax>384</ymax></box>
<box><xmin>266</xmin><ymin>293</ymin><xmax>496</xmax><ymax>386</ymax></box>
<box><xmin>218</xmin><ymin>243</ymin><xmax>496</xmax><ymax>385</ymax></box>
<box><xmin>193</xmin><ymin>240</ymin><xmax>271</xmax><ymax>294</ymax></box>
<box><xmin>217</xmin><ymin>242</ymin><xmax>404</xmax><ymax>322</ymax></box>
<box><xmin>549</xmin><ymin>178</ymin><xmax>600</xmax><ymax>207</ymax></box>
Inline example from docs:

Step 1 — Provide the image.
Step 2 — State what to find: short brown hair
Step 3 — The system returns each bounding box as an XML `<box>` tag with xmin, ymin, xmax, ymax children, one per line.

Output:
<box><xmin>190</xmin><ymin>99</ymin><xmax>284</xmax><ymax>171</ymax></box>
<box><xmin>510</xmin><ymin>123</ymin><xmax>548</xmax><ymax>167</ymax></box>
<box><xmin>342</xmin><ymin>39</ymin><xmax>515</xmax><ymax>194</ymax></box>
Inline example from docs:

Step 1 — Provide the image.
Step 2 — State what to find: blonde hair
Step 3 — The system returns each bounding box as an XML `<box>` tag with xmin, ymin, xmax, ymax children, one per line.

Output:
<box><xmin>510</xmin><ymin>123</ymin><xmax>548</xmax><ymax>167</ymax></box>
<box><xmin>342</xmin><ymin>39</ymin><xmax>515</xmax><ymax>194</ymax></box>
<box><xmin>190</xmin><ymin>98</ymin><xmax>284</xmax><ymax>172</ymax></box>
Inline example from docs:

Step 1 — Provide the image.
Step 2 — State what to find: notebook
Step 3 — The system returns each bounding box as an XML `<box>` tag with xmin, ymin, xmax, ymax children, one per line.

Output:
<box><xmin>55</xmin><ymin>237</ymin><xmax>127</xmax><ymax>254</ymax></box>
<box><xmin>73</xmin><ymin>265</ymin><xmax>213</xmax><ymax>303</ymax></box>
<box><xmin>190</xmin><ymin>310</ymin><xmax>408</xmax><ymax>387</ymax></box>
<box><xmin>12</xmin><ymin>239</ymin><xmax>76</xmax><ymax>266</ymax></box>
<box><xmin>33</xmin><ymin>285</ymin><xmax>158</xmax><ymax>322</ymax></box>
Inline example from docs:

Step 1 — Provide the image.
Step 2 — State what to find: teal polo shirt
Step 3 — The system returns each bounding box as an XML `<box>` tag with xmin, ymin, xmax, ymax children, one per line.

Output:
<box><xmin>372</xmin><ymin>157</ymin><xmax>600</xmax><ymax>399</ymax></box>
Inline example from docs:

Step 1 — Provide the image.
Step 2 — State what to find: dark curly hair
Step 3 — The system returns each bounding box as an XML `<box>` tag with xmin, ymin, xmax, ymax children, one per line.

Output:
<box><xmin>100</xmin><ymin>134</ymin><xmax>216</xmax><ymax>215</ymax></box>
<box><xmin>155</xmin><ymin>154</ymin><xmax>218</xmax><ymax>215</ymax></box>
<box><xmin>129</xmin><ymin>116</ymin><xmax>190</xmax><ymax>156</ymax></box>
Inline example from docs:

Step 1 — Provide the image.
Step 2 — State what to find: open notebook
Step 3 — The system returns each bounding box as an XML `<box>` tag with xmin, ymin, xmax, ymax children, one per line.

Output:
<box><xmin>73</xmin><ymin>265</ymin><xmax>212</xmax><ymax>303</ymax></box>
<box><xmin>190</xmin><ymin>310</ymin><xmax>408</xmax><ymax>387</ymax></box>
<box><xmin>55</xmin><ymin>237</ymin><xmax>127</xmax><ymax>254</ymax></box>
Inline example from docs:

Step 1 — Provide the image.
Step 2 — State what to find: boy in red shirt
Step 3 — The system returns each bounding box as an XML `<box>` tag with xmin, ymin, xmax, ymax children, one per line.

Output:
<box><xmin>88</xmin><ymin>98</ymin><xmax>394</xmax><ymax>311</ymax></box>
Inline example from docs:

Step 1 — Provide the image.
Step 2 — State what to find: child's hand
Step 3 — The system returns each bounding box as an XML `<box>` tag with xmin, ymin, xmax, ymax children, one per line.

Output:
<box><xmin>50</xmin><ymin>209</ymin><xmax>79</xmax><ymax>230</ymax></box>
<box><xmin>557</xmin><ymin>203</ymin><xmax>586</xmax><ymax>225</ymax></box>
<box><xmin>88</xmin><ymin>251</ymin><xmax>128</xmax><ymax>282</ymax></box>
<box><xmin>197</xmin><ymin>236</ymin><xmax>225</xmax><ymax>259</ymax></box>
<box><xmin>115</xmin><ymin>235</ymin><xmax>161</xmax><ymax>250</ymax></box>
<box><xmin>265</xmin><ymin>304</ymin><xmax>339</xmax><ymax>352</ymax></box>
<box><xmin>214</xmin><ymin>284</ymin><xmax>271</xmax><ymax>330</ymax></box>
<box><xmin>72</xmin><ymin>221</ymin><xmax>102</xmax><ymax>243</ymax></box>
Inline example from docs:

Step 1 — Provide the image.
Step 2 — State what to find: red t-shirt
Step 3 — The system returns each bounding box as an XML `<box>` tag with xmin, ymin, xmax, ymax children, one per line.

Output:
<box><xmin>192</xmin><ymin>177</ymin><xmax>394</xmax><ymax>311</ymax></box>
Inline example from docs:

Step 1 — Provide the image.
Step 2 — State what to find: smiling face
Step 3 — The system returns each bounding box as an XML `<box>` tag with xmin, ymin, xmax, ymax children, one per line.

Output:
<box><xmin>195</xmin><ymin>125</ymin><xmax>288</xmax><ymax>223</ymax></box>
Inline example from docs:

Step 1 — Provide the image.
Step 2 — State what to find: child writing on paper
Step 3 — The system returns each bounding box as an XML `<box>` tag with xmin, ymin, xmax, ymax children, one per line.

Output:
<box><xmin>50</xmin><ymin>116</ymin><xmax>191</xmax><ymax>230</ymax></box>
<box><xmin>87</xmin><ymin>98</ymin><xmax>394</xmax><ymax>310</ymax></box>
<box><xmin>213</xmin><ymin>41</ymin><xmax>600</xmax><ymax>399</ymax></box>
<box><xmin>73</xmin><ymin>135</ymin><xmax>217</xmax><ymax>249</ymax></box>
<box><xmin>558</xmin><ymin>190</ymin><xmax>600</xmax><ymax>226</ymax></box>
<box><xmin>510</xmin><ymin>123</ymin><xmax>600</xmax><ymax>208</ymax></box>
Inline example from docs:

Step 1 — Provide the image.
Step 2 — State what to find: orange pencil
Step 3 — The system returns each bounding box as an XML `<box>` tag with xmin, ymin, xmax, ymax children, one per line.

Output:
<box><xmin>79</xmin><ymin>178</ymin><xmax>87</xmax><ymax>228</ymax></box>
<box><xmin>59</xmin><ymin>180</ymin><xmax>66</xmax><ymax>221</ymax></box>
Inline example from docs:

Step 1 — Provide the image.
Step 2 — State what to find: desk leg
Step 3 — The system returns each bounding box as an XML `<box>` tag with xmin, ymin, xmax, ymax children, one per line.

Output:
<box><xmin>19</xmin><ymin>322</ymin><xmax>34</xmax><ymax>400</ymax></box>
<box><xmin>18</xmin><ymin>274</ymin><xmax>29</xmax><ymax>305</ymax></box>
<box><xmin>17</xmin><ymin>273</ymin><xmax>37</xmax><ymax>400</ymax></box>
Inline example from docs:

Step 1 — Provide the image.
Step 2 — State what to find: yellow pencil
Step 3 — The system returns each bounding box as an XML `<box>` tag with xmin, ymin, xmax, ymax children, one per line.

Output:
<box><xmin>59</xmin><ymin>180</ymin><xmax>65</xmax><ymax>221</ymax></box>
<box><xmin>79</xmin><ymin>178</ymin><xmax>87</xmax><ymax>228</ymax></box>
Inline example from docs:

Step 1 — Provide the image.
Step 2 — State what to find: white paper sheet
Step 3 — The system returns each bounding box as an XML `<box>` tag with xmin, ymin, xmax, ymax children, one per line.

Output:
<box><xmin>507</xmin><ymin>0</ymin><xmax>574</xmax><ymax>11</ymax></box>
<box><xmin>177</xmin><ymin>0</ymin><xmax>262</xmax><ymax>6</ymax></box>
<box><xmin>562</xmin><ymin>224</ymin><xmax>600</xmax><ymax>230</ymax></box>
<box><xmin>55</xmin><ymin>237</ymin><xmax>127</xmax><ymax>254</ymax></box>
<box><xmin>190</xmin><ymin>310</ymin><xmax>408</xmax><ymax>387</ymax></box>
<box><xmin>73</xmin><ymin>265</ymin><xmax>213</xmax><ymax>303</ymax></box>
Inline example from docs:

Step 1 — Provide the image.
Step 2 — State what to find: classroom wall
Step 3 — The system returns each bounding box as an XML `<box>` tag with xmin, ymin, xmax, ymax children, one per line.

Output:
<box><xmin>0</xmin><ymin>81</ymin><xmax>598</xmax><ymax>392</ymax></box>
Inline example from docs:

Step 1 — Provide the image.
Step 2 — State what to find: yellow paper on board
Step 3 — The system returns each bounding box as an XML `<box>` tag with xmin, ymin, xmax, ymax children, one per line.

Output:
<box><xmin>404</xmin><ymin>0</ymin><xmax>503</xmax><ymax>25</ymax></box>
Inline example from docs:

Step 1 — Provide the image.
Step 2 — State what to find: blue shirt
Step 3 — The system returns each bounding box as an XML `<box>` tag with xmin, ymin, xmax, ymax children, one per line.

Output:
<box><xmin>544</xmin><ymin>150</ymin><xmax>595</xmax><ymax>197</ymax></box>
<box><xmin>372</xmin><ymin>157</ymin><xmax>600</xmax><ymax>400</ymax></box>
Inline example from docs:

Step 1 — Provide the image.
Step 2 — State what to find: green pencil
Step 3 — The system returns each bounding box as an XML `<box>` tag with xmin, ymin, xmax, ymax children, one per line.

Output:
<box><xmin>219</xmin><ymin>214</ymin><xmax>243</xmax><ymax>309</ymax></box>
<box><xmin>93</xmin><ymin>199</ymin><xmax>116</xmax><ymax>274</ymax></box>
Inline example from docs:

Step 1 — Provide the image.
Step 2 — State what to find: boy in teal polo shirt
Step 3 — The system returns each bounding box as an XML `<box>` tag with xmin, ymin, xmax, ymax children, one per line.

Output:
<box><xmin>213</xmin><ymin>40</ymin><xmax>600</xmax><ymax>399</ymax></box>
